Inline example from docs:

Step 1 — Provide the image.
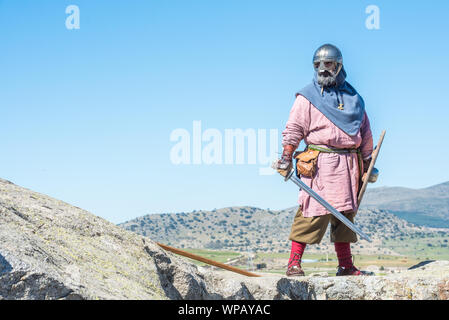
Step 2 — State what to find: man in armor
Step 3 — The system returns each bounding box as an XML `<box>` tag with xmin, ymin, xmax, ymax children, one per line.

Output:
<box><xmin>277</xmin><ymin>44</ymin><xmax>374</xmax><ymax>276</ymax></box>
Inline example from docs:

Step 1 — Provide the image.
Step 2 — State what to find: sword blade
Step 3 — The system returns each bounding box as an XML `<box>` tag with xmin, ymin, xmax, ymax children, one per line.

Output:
<box><xmin>286</xmin><ymin>170</ymin><xmax>372</xmax><ymax>242</ymax></box>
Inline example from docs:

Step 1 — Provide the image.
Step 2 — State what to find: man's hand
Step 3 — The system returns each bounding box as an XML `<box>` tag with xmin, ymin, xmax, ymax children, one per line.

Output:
<box><xmin>362</xmin><ymin>172</ymin><xmax>368</xmax><ymax>183</ymax></box>
<box><xmin>362</xmin><ymin>167</ymin><xmax>379</xmax><ymax>183</ymax></box>
<box><xmin>276</xmin><ymin>158</ymin><xmax>292</xmax><ymax>177</ymax></box>
<box><xmin>276</xmin><ymin>144</ymin><xmax>296</xmax><ymax>177</ymax></box>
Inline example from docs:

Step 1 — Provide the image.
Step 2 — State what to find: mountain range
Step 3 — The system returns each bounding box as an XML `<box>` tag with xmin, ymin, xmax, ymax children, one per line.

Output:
<box><xmin>361</xmin><ymin>181</ymin><xmax>449</xmax><ymax>228</ymax></box>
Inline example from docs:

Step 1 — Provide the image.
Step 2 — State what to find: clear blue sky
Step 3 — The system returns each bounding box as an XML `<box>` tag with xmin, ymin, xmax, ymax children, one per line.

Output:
<box><xmin>1</xmin><ymin>1</ymin><xmax>448</xmax><ymax>223</ymax></box>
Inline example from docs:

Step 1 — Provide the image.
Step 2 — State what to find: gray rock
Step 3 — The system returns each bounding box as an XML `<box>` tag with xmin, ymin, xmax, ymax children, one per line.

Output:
<box><xmin>0</xmin><ymin>178</ymin><xmax>170</xmax><ymax>299</ymax></box>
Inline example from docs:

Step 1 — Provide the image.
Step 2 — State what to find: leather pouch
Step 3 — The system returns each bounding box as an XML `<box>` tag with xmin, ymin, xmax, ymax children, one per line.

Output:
<box><xmin>294</xmin><ymin>149</ymin><xmax>320</xmax><ymax>177</ymax></box>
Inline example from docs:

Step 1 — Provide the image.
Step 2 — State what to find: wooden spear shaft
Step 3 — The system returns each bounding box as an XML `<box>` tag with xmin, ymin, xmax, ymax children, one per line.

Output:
<box><xmin>357</xmin><ymin>130</ymin><xmax>386</xmax><ymax>207</ymax></box>
<box><xmin>156</xmin><ymin>242</ymin><xmax>261</xmax><ymax>277</ymax></box>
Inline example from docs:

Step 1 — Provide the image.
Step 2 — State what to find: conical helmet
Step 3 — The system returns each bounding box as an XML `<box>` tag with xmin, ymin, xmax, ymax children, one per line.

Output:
<box><xmin>312</xmin><ymin>44</ymin><xmax>343</xmax><ymax>76</ymax></box>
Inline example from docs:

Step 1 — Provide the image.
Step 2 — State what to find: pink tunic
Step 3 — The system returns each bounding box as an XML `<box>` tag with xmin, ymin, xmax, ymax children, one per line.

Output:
<box><xmin>282</xmin><ymin>94</ymin><xmax>373</xmax><ymax>217</ymax></box>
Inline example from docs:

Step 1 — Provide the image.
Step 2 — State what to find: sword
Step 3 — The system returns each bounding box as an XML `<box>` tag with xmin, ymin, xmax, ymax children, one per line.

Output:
<box><xmin>276</xmin><ymin>166</ymin><xmax>372</xmax><ymax>242</ymax></box>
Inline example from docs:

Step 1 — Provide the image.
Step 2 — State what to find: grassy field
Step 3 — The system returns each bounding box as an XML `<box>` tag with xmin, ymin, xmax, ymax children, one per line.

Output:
<box><xmin>210</xmin><ymin>251</ymin><xmax>424</xmax><ymax>264</ymax></box>
<box><xmin>178</xmin><ymin>245</ymin><xmax>448</xmax><ymax>276</ymax></box>
<box><xmin>182</xmin><ymin>248</ymin><xmax>243</xmax><ymax>265</ymax></box>
<box><xmin>383</xmin><ymin>235</ymin><xmax>449</xmax><ymax>260</ymax></box>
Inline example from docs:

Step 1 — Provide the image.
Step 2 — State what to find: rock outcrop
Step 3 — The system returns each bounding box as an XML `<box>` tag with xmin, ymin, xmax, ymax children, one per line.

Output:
<box><xmin>200</xmin><ymin>261</ymin><xmax>449</xmax><ymax>300</ymax></box>
<box><xmin>1</xmin><ymin>178</ymin><xmax>448</xmax><ymax>300</ymax></box>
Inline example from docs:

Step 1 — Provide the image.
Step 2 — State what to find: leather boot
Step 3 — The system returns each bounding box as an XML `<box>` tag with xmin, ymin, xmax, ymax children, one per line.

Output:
<box><xmin>286</xmin><ymin>253</ymin><xmax>305</xmax><ymax>277</ymax></box>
